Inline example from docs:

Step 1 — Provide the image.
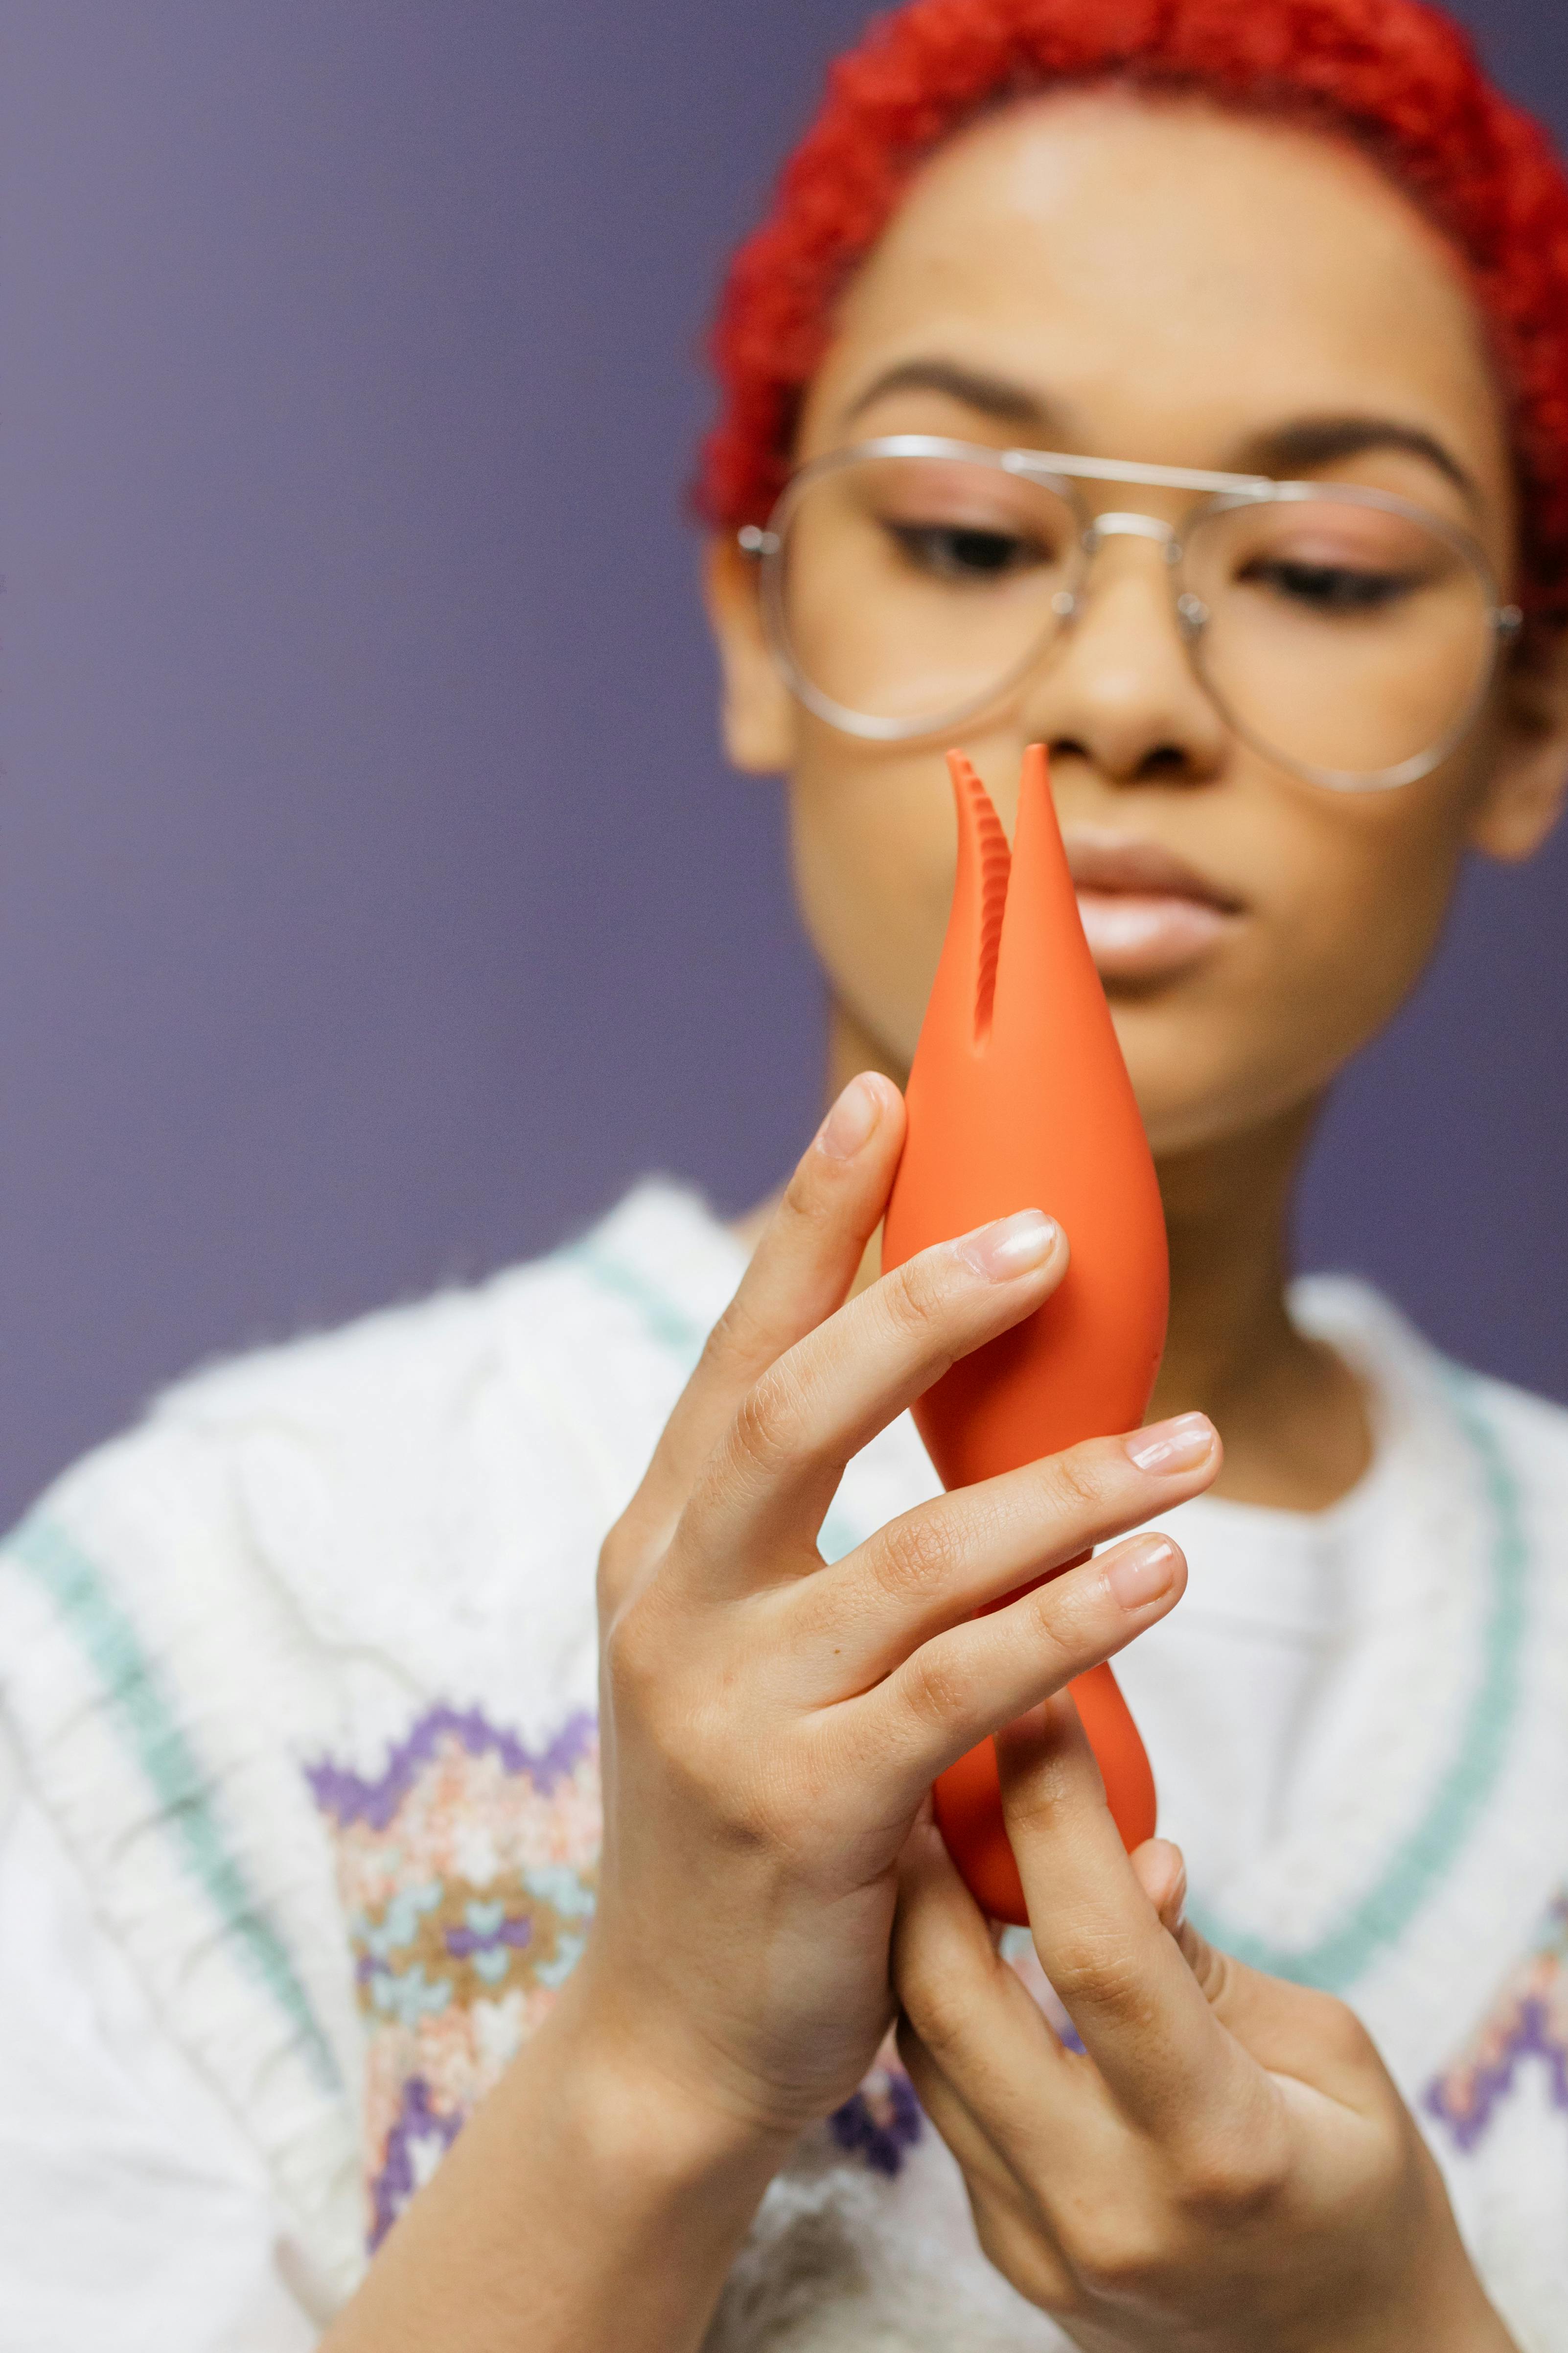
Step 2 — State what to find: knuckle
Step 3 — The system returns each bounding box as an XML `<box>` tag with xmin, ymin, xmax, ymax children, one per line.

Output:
<box><xmin>728</xmin><ymin>1366</ymin><xmax>809</xmax><ymax>1479</ymax></box>
<box><xmin>901</xmin><ymin>1961</ymin><xmax>977</xmax><ymax>2061</ymax></box>
<box><xmin>708</xmin><ymin>1771</ymin><xmax>781</xmax><ymax>1853</ymax></box>
<box><xmin>1012</xmin><ymin>1587</ymin><xmax>1084</xmax><ymax>1685</ymax></box>
<box><xmin>700</xmin><ymin>1287</ymin><xmax>774</xmax><ymax>1387</ymax></box>
<box><xmin>773</xmin><ymin>1147</ymin><xmax>871</xmax><ymax>1262</ymax></box>
<box><xmin>596</xmin><ymin>1514</ymin><xmax>641</xmax><ymax>1607</ymax></box>
<box><xmin>883</xmin><ymin>1250</ymin><xmax>956</xmax><ymax>1347</ymax></box>
<box><xmin>1046</xmin><ymin>1931</ymin><xmax>1155</xmax><ymax>2029</ymax></box>
<box><xmin>870</xmin><ymin>1506</ymin><xmax>962</xmax><ymax>1608</ymax></box>
<box><xmin>1187</xmin><ymin>1935</ymin><xmax>1232</xmax><ymax>2007</ymax></box>
<box><xmin>1169</xmin><ymin>2120</ymin><xmax>1291</xmax><ymax>2224</ymax></box>
<box><xmin>972</xmin><ymin>2203</ymin><xmax>1072</xmax><ymax>2311</ymax></box>
<box><xmin>1061</xmin><ymin>2207</ymin><xmax>1169</xmax><ymax>2302</ymax></box>
<box><xmin>898</xmin><ymin>1638</ymin><xmax>972</xmax><ymax>1737</ymax></box>
<box><xmin>1311</xmin><ymin>1990</ymin><xmax>1379</xmax><ymax>2069</ymax></box>
<box><xmin>781</xmin><ymin>1153</ymin><xmax>837</xmax><ymax>1228</ymax></box>
<box><xmin>600</xmin><ymin>1609</ymin><xmax>834</xmax><ymax>1864</ymax></box>
<box><xmin>713</xmin><ymin>1739</ymin><xmax>826</xmax><ymax>1866</ymax></box>
<box><xmin>1039</xmin><ymin>1443</ymin><xmax>1113</xmax><ymax>1525</ymax></box>
<box><xmin>600</xmin><ymin>1585</ymin><xmax>663</xmax><ymax>1702</ymax></box>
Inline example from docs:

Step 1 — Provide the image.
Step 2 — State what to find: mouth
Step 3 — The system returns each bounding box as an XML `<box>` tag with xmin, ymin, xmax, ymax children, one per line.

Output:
<box><xmin>1064</xmin><ymin>829</ymin><xmax>1244</xmax><ymax>982</ymax></box>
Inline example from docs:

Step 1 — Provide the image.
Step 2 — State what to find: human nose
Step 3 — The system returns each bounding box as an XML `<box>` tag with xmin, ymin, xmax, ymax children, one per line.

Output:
<box><xmin>1018</xmin><ymin>537</ymin><xmax>1229</xmax><ymax>787</ymax></box>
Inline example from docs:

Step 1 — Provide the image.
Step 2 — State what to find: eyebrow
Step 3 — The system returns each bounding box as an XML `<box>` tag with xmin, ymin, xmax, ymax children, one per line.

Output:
<box><xmin>843</xmin><ymin>357</ymin><xmax>1069</xmax><ymax>436</ymax></box>
<box><xmin>844</xmin><ymin>358</ymin><xmax>1483</xmax><ymax>508</ymax></box>
<box><xmin>1234</xmin><ymin>416</ymin><xmax>1482</xmax><ymax>508</ymax></box>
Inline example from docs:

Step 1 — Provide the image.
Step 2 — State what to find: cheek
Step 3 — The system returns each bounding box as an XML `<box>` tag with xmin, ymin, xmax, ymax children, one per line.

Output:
<box><xmin>1123</xmin><ymin>802</ymin><xmax>1468</xmax><ymax>1154</ymax></box>
<box><xmin>785</xmin><ymin>753</ymin><xmax>960</xmax><ymax>1070</ymax></box>
<box><xmin>1270</xmin><ymin>798</ymin><xmax>1469</xmax><ymax>1041</ymax></box>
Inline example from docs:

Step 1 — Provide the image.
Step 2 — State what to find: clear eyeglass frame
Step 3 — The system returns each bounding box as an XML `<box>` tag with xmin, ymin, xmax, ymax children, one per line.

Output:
<box><xmin>737</xmin><ymin>434</ymin><xmax>1523</xmax><ymax>792</ymax></box>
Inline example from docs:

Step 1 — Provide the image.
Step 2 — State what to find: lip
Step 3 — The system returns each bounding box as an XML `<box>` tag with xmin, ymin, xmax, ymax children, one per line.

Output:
<box><xmin>1064</xmin><ymin>828</ymin><xmax>1244</xmax><ymax>982</ymax></box>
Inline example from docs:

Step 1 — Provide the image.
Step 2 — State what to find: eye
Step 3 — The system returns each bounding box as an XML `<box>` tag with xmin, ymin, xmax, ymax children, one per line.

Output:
<box><xmin>885</xmin><ymin>522</ymin><xmax>1042</xmax><ymax>581</ymax></box>
<box><xmin>1243</xmin><ymin>556</ymin><xmax>1418</xmax><ymax>615</ymax></box>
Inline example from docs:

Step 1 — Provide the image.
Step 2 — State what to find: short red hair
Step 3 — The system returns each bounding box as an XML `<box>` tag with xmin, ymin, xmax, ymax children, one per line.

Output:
<box><xmin>699</xmin><ymin>0</ymin><xmax>1568</xmax><ymax>625</ymax></box>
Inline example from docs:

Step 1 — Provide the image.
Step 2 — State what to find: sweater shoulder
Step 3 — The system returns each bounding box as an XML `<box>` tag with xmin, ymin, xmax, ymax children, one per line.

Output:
<box><xmin>5</xmin><ymin>1180</ymin><xmax>738</xmax><ymax>1706</ymax></box>
<box><xmin>153</xmin><ymin>1179</ymin><xmax>714</xmax><ymax>1448</ymax></box>
<box><xmin>1293</xmin><ymin>1271</ymin><xmax>1568</xmax><ymax>1562</ymax></box>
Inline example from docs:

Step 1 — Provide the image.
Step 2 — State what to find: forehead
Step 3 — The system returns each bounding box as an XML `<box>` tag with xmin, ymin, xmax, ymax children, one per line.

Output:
<box><xmin>801</xmin><ymin>91</ymin><xmax>1510</xmax><ymax>502</ymax></box>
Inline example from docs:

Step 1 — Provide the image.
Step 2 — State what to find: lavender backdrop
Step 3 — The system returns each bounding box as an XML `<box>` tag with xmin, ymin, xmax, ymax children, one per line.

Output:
<box><xmin>0</xmin><ymin>0</ymin><xmax>1564</xmax><ymax>1527</ymax></box>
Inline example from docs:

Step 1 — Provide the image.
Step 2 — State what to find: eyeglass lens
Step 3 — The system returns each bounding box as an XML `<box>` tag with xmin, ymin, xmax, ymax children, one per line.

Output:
<box><xmin>767</xmin><ymin>455</ymin><xmax>1499</xmax><ymax>785</ymax></box>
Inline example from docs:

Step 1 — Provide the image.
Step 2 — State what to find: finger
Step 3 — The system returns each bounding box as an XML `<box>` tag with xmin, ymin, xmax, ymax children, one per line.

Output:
<box><xmin>893</xmin><ymin>1813</ymin><xmax>1079</xmax><ymax>2096</ymax></box>
<box><xmin>896</xmin><ymin>2021</ymin><xmax>1047</xmax><ymax>2230</ymax></box>
<box><xmin>896</xmin><ymin>2016</ymin><xmax>1084</xmax><ymax>2309</ymax></box>
<box><xmin>1121</xmin><ymin>1833</ymin><xmax>1357</xmax><ymax>2101</ymax></box>
<box><xmin>793</xmin><ymin>1415</ymin><xmax>1218</xmax><ymax>1688</ymax></box>
<box><xmin>679</xmin><ymin>1209</ymin><xmax>1070</xmax><ymax>1589</ymax></box>
<box><xmin>1130</xmin><ymin>1839</ymin><xmax>1188</xmax><ymax>1937</ymax></box>
<box><xmin>996</xmin><ymin>1697</ymin><xmax>1251</xmax><ymax>2136</ymax></box>
<box><xmin>1166</xmin><ymin>1912</ymin><xmax>1391</xmax><ymax>2111</ymax></box>
<box><xmin>837</xmin><ymin>1529</ymin><xmax>1186</xmax><ymax>1806</ymax></box>
<box><xmin>893</xmin><ymin>1813</ymin><xmax>1100</xmax><ymax>2206</ymax></box>
<box><xmin>901</xmin><ymin>2022</ymin><xmax>1083</xmax><ymax>2314</ymax></box>
<box><xmin>618</xmin><ymin>1073</ymin><xmax>903</xmax><ymax>1558</ymax></box>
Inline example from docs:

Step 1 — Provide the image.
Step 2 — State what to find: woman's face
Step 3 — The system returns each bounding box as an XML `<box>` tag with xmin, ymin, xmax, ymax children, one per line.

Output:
<box><xmin>708</xmin><ymin>93</ymin><xmax>1568</xmax><ymax>1157</ymax></box>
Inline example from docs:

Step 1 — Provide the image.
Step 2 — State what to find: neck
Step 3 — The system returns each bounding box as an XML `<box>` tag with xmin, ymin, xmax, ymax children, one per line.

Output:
<box><xmin>1149</xmin><ymin>1108</ymin><xmax>1369</xmax><ymax>1507</ymax></box>
<box><xmin>821</xmin><ymin>998</ymin><xmax>1370</xmax><ymax>1512</ymax></box>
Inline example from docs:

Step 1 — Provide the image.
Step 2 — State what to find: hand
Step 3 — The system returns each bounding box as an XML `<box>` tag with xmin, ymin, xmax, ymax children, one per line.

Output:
<box><xmin>561</xmin><ymin>1070</ymin><xmax>1221</xmax><ymax>2151</ymax></box>
<box><xmin>893</xmin><ymin>1697</ymin><xmax>1519</xmax><ymax>2353</ymax></box>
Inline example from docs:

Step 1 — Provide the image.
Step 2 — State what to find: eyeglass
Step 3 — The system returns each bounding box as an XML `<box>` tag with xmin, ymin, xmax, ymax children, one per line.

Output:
<box><xmin>738</xmin><ymin>435</ymin><xmax>1522</xmax><ymax>792</ymax></box>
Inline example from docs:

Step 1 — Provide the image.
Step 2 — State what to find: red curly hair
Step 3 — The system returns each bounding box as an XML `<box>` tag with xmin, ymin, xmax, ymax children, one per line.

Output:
<box><xmin>699</xmin><ymin>0</ymin><xmax>1568</xmax><ymax>626</ymax></box>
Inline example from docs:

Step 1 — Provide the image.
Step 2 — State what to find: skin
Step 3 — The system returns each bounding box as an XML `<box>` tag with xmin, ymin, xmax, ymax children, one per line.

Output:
<box><xmin>325</xmin><ymin>91</ymin><xmax>1568</xmax><ymax>2353</ymax></box>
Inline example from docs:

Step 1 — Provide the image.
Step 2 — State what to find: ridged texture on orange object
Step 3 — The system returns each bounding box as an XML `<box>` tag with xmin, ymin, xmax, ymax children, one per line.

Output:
<box><xmin>971</xmin><ymin>787</ymin><xmax>1010</xmax><ymax>1046</ymax></box>
<box><xmin>882</xmin><ymin>746</ymin><xmax>1170</xmax><ymax>1924</ymax></box>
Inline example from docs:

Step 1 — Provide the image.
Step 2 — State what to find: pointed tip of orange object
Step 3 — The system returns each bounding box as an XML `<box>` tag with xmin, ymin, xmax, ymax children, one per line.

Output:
<box><xmin>883</xmin><ymin>746</ymin><xmax>1170</xmax><ymax>1923</ymax></box>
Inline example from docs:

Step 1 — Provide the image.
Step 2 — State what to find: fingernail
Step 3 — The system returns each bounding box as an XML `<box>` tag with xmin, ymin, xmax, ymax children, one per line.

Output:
<box><xmin>955</xmin><ymin>1209</ymin><xmax>1060</xmax><ymax>1281</ymax></box>
<box><xmin>1123</xmin><ymin>1412</ymin><xmax>1215</xmax><ymax>1476</ymax></box>
<box><xmin>815</xmin><ymin>1073</ymin><xmax>881</xmax><ymax>1162</ymax></box>
<box><xmin>1103</xmin><ymin>1533</ymin><xmax>1178</xmax><ymax>1610</ymax></box>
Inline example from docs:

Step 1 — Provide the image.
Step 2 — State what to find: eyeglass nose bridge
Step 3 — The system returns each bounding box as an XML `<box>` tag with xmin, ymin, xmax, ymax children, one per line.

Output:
<box><xmin>1081</xmin><ymin>511</ymin><xmax>1180</xmax><ymax>552</ymax></box>
<box><xmin>1055</xmin><ymin>508</ymin><xmax>1190</xmax><ymax>626</ymax></box>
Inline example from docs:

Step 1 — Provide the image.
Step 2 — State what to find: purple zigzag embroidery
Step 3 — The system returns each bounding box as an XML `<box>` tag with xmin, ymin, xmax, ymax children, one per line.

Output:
<box><xmin>307</xmin><ymin>1703</ymin><xmax>597</xmax><ymax>1832</ymax></box>
<box><xmin>445</xmin><ymin>1915</ymin><xmax>533</xmax><ymax>1961</ymax></box>
<box><xmin>370</xmin><ymin>2076</ymin><xmax>464</xmax><ymax>2248</ymax></box>
<box><xmin>830</xmin><ymin>2072</ymin><xmax>923</xmax><ymax>2177</ymax></box>
<box><xmin>1426</xmin><ymin>1996</ymin><xmax>1568</xmax><ymax>2153</ymax></box>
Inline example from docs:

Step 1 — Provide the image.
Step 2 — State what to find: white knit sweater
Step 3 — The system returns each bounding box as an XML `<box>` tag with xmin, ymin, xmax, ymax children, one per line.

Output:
<box><xmin>1</xmin><ymin>1182</ymin><xmax>1566</xmax><ymax>2351</ymax></box>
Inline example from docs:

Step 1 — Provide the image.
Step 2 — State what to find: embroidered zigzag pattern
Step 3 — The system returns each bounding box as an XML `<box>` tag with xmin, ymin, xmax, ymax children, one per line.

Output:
<box><xmin>307</xmin><ymin>1702</ymin><xmax>922</xmax><ymax>2246</ymax></box>
<box><xmin>308</xmin><ymin>1704</ymin><xmax>601</xmax><ymax>2244</ymax></box>
<box><xmin>1425</xmin><ymin>1896</ymin><xmax>1568</xmax><ymax>2151</ymax></box>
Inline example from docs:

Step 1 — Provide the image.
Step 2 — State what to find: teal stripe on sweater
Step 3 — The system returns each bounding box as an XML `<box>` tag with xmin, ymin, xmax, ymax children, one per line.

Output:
<box><xmin>5</xmin><ymin>1515</ymin><xmax>339</xmax><ymax>2091</ymax></box>
<box><xmin>1190</xmin><ymin>1373</ymin><xmax>1529</xmax><ymax>1993</ymax></box>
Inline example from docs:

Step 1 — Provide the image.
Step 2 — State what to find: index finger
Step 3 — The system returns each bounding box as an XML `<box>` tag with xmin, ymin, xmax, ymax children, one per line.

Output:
<box><xmin>616</xmin><ymin>1073</ymin><xmax>904</xmax><ymax>1559</ymax></box>
<box><xmin>997</xmin><ymin>1695</ymin><xmax>1250</xmax><ymax>2138</ymax></box>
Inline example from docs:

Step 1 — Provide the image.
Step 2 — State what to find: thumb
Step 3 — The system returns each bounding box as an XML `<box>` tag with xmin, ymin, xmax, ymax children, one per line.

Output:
<box><xmin>1130</xmin><ymin>1837</ymin><xmax>1187</xmax><ymax>1934</ymax></box>
<box><xmin>1125</xmin><ymin>1832</ymin><xmax>1289</xmax><ymax>2042</ymax></box>
<box><xmin>1160</xmin><ymin>1900</ymin><xmax>1378</xmax><ymax>2100</ymax></box>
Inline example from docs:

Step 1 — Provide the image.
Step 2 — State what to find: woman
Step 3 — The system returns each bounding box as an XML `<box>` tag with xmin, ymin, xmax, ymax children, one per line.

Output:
<box><xmin>2</xmin><ymin>0</ymin><xmax>1567</xmax><ymax>2347</ymax></box>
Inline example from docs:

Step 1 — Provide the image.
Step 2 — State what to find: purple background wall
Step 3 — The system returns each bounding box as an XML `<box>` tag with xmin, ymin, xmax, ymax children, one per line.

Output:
<box><xmin>0</xmin><ymin>0</ymin><xmax>1564</xmax><ymax>1528</ymax></box>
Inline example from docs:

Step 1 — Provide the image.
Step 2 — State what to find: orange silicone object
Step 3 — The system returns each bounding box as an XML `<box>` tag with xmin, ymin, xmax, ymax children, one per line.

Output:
<box><xmin>881</xmin><ymin>746</ymin><xmax>1170</xmax><ymax>1925</ymax></box>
